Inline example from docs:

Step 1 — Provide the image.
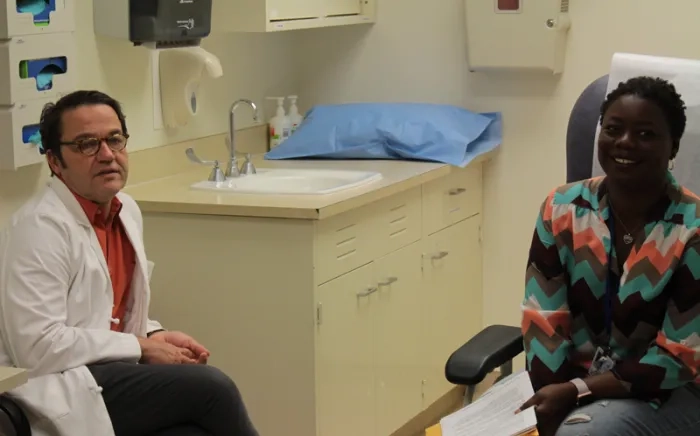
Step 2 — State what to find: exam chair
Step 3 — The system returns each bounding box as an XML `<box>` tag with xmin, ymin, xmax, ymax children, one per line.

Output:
<box><xmin>444</xmin><ymin>74</ymin><xmax>610</xmax><ymax>403</ymax></box>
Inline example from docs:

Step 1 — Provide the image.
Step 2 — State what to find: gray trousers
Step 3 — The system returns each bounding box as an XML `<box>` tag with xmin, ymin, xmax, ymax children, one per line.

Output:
<box><xmin>88</xmin><ymin>362</ymin><xmax>258</xmax><ymax>436</ymax></box>
<box><xmin>555</xmin><ymin>383</ymin><xmax>700</xmax><ymax>436</ymax></box>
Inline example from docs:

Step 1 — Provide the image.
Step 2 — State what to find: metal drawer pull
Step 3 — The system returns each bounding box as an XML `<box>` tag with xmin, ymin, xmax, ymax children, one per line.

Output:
<box><xmin>357</xmin><ymin>286</ymin><xmax>378</xmax><ymax>298</ymax></box>
<box><xmin>448</xmin><ymin>188</ymin><xmax>466</xmax><ymax>196</ymax></box>
<box><xmin>379</xmin><ymin>277</ymin><xmax>398</xmax><ymax>286</ymax></box>
<box><xmin>431</xmin><ymin>251</ymin><xmax>449</xmax><ymax>260</ymax></box>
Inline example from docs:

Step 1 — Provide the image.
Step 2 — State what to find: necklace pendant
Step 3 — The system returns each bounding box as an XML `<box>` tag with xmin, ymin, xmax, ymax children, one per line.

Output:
<box><xmin>623</xmin><ymin>233</ymin><xmax>634</xmax><ymax>245</ymax></box>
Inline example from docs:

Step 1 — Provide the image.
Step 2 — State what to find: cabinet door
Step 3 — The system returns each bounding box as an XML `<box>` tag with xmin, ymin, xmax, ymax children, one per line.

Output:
<box><xmin>373</xmin><ymin>242</ymin><xmax>423</xmax><ymax>436</ymax></box>
<box><xmin>316</xmin><ymin>262</ymin><xmax>376</xmax><ymax>436</ymax></box>
<box><xmin>421</xmin><ymin>216</ymin><xmax>483</xmax><ymax>407</ymax></box>
<box><xmin>268</xmin><ymin>0</ymin><xmax>321</xmax><ymax>21</ymax></box>
<box><xmin>323</xmin><ymin>0</ymin><xmax>362</xmax><ymax>16</ymax></box>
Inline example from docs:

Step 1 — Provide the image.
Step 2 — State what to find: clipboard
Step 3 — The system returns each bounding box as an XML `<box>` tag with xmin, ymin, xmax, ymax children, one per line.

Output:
<box><xmin>426</xmin><ymin>423</ymin><xmax>539</xmax><ymax>435</ymax></box>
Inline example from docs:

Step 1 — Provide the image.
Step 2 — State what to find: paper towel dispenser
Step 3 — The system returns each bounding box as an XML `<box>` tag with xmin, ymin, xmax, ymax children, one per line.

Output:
<box><xmin>93</xmin><ymin>0</ymin><xmax>213</xmax><ymax>48</ymax></box>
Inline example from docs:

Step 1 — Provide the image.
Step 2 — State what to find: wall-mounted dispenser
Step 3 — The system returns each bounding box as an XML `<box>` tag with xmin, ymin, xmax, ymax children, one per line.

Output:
<box><xmin>93</xmin><ymin>0</ymin><xmax>220</xmax><ymax>129</ymax></box>
<box><xmin>159</xmin><ymin>46</ymin><xmax>222</xmax><ymax>128</ymax></box>
<box><xmin>0</xmin><ymin>1</ymin><xmax>77</xmax><ymax>170</ymax></box>
<box><xmin>93</xmin><ymin>0</ymin><xmax>213</xmax><ymax>48</ymax></box>
<box><xmin>464</xmin><ymin>0</ymin><xmax>571</xmax><ymax>74</ymax></box>
<box><xmin>1</xmin><ymin>0</ymin><xmax>76</xmax><ymax>38</ymax></box>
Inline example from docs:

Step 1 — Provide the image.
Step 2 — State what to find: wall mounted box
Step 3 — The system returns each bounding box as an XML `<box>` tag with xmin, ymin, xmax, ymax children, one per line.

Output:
<box><xmin>212</xmin><ymin>0</ymin><xmax>376</xmax><ymax>33</ymax></box>
<box><xmin>465</xmin><ymin>0</ymin><xmax>571</xmax><ymax>74</ymax></box>
<box><xmin>93</xmin><ymin>0</ymin><xmax>213</xmax><ymax>47</ymax></box>
<box><xmin>0</xmin><ymin>32</ymin><xmax>76</xmax><ymax>105</ymax></box>
<box><xmin>0</xmin><ymin>0</ymin><xmax>75</xmax><ymax>38</ymax></box>
<box><xmin>0</xmin><ymin>97</ymin><xmax>52</xmax><ymax>170</ymax></box>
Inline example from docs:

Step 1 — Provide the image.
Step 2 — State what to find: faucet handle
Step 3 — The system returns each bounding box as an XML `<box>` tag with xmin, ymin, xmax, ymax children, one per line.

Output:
<box><xmin>240</xmin><ymin>153</ymin><xmax>257</xmax><ymax>175</ymax></box>
<box><xmin>185</xmin><ymin>148</ymin><xmax>225</xmax><ymax>182</ymax></box>
<box><xmin>186</xmin><ymin>147</ymin><xmax>216</xmax><ymax>166</ymax></box>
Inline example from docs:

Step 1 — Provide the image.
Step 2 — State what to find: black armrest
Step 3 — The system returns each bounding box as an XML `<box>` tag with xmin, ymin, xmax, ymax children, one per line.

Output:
<box><xmin>0</xmin><ymin>394</ymin><xmax>31</xmax><ymax>436</ymax></box>
<box><xmin>445</xmin><ymin>324</ymin><xmax>524</xmax><ymax>386</ymax></box>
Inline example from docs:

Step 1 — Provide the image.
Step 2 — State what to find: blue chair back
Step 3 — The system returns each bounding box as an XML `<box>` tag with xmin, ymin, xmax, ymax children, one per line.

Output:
<box><xmin>566</xmin><ymin>75</ymin><xmax>609</xmax><ymax>183</ymax></box>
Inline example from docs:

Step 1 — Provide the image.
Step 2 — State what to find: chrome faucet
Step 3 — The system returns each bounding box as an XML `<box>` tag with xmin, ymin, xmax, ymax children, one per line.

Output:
<box><xmin>226</xmin><ymin>99</ymin><xmax>260</xmax><ymax>178</ymax></box>
<box><xmin>185</xmin><ymin>98</ymin><xmax>260</xmax><ymax>180</ymax></box>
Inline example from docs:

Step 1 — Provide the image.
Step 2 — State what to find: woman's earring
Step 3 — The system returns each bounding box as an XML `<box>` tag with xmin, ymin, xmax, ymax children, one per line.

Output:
<box><xmin>669</xmin><ymin>159</ymin><xmax>676</xmax><ymax>170</ymax></box>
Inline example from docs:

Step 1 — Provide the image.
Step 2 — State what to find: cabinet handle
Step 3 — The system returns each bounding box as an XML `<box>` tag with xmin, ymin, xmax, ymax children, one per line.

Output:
<box><xmin>448</xmin><ymin>187</ymin><xmax>466</xmax><ymax>196</ymax></box>
<box><xmin>356</xmin><ymin>286</ymin><xmax>378</xmax><ymax>298</ymax></box>
<box><xmin>431</xmin><ymin>251</ymin><xmax>449</xmax><ymax>260</ymax></box>
<box><xmin>378</xmin><ymin>277</ymin><xmax>398</xmax><ymax>286</ymax></box>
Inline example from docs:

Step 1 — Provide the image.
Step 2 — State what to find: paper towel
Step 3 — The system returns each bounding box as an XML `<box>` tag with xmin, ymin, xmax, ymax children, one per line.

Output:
<box><xmin>592</xmin><ymin>53</ymin><xmax>700</xmax><ymax>194</ymax></box>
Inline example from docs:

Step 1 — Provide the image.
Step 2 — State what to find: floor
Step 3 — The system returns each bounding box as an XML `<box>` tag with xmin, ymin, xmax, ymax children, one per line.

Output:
<box><xmin>395</xmin><ymin>372</ymin><xmax>501</xmax><ymax>436</ymax></box>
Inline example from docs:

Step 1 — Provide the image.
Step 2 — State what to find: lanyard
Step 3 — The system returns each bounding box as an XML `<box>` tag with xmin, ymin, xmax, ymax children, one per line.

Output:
<box><xmin>604</xmin><ymin>217</ymin><xmax>619</xmax><ymax>340</ymax></box>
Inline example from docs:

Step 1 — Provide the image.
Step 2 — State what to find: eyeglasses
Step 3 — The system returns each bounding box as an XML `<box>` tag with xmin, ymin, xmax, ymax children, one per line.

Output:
<box><xmin>60</xmin><ymin>133</ymin><xmax>129</xmax><ymax>156</ymax></box>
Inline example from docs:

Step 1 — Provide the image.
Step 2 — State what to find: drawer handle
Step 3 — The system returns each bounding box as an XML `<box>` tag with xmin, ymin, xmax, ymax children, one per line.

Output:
<box><xmin>357</xmin><ymin>286</ymin><xmax>378</xmax><ymax>298</ymax></box>
<box><xmin>431</xmin><ymin>251</ymin><xmax>449</xmax><ymax>260</ymax></box>
<box><xmin>379</xmin><ymin>277</ymin><xmax>398</xmax><ymax>287</ymax></box>
<box><xmin>448</xmin><ymin>188</ymin><xmax>466</xmax><ymax>196</ymax></box>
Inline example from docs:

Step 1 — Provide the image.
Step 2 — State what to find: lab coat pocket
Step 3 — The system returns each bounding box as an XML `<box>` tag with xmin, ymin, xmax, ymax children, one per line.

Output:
<box><xmin>8</xmin><ymin>371</ymin><xmax>73</xmax><ymax>422</ymax></box>
<box><xmin>10</xmin><ymin>367</ymin><xmax>114</xmax><ymax>436</ymax></box>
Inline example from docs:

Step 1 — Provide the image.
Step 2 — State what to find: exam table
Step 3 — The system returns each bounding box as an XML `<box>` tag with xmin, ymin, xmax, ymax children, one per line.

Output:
<box><xmin>444</xmin><ymin>74</ymin><xmax>610</xmax><ymax>402</ymax></box>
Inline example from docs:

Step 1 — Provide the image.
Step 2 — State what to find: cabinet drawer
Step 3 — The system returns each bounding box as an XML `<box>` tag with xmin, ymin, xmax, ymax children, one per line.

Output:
<box><xmin>422</xmin><ymin>166</ymin><xmax>482</xmax><ymax>235</ymax></box>
<box><xmin>373</xmin><ymin>187</ymin><xmax>422</xmax><ymax>258</ymax></box>
<box><xmin>314</xmin><ymin>206</ymin><xmax>377</xmax><ymax>285</ymax></box>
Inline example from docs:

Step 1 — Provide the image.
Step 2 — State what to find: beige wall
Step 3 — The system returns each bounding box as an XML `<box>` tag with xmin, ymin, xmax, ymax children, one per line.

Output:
<box><xmin>295</xmin><ymin>0</ymin><xmax>700</xmax><ymax>328</ymax></box>
<box><xmin>0</xmin><ymin>1</ymin><xmax>296</xmax><ymax>223</ymax></box>
<box><xmin>4</xmin><ymin>0</ymin><xmax>699</xmax><ymax>331</ymax></box>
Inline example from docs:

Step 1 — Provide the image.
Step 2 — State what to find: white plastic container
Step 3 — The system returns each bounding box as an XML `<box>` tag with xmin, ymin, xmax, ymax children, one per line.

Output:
<box><xmin>0</xmin><ymin>97</ymin><xmax>52</xmax><ymax>170</ymax></box>
<box><xmin>287</xmin><ymin>95</ymin><xmax>303</xmax><ymax>134</ymax></box>
<box><xmin>0</xmin><ymin>32</ymin><xmax>77</xmax><ymax>105</ymax></box>
<box><xmin>266</xmin><ymin>96</ymin><xmax>291</xmax><ymax>149</ymax></box>
<box><xmin>0</xmin><ymin>0</ymin><xmax>75</xmax><ymax>38</ymax></box>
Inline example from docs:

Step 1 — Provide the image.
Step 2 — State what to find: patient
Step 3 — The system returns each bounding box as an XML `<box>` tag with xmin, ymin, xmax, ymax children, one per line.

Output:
<box><xmin>519</xmin><ymin>77</ymin><xmax>700</xmax><ymax>436</ymax></box>
<box><xmin>0</xmin><ymin>90</ymin><xmax>258</xmax><ymax>436</ymax></box>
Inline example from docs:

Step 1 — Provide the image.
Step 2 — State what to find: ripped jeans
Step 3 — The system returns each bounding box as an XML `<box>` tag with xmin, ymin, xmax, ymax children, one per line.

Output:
<box><xmin>555</xmin><ymin>384</ymin><xmax>700</xmax><ymax>436</ymax></box>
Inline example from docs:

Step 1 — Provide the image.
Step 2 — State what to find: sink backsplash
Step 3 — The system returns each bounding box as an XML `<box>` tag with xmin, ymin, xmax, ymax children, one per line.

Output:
<box><xmin>127</xmin><ymin>124</ymin><xmax>268</xmax><ymax>186</ymax></box>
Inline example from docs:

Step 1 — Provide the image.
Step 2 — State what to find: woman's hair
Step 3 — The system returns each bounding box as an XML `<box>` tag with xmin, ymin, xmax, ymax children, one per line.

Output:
<box><xmin>599</xmin><ymin>76</ymin><xmax>687</xmax><ymax>143</ymax></box>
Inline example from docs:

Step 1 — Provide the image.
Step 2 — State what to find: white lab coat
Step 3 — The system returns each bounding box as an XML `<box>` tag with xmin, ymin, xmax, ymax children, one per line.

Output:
<box><xmin>0</xmin><ymin>177</ymin><xmax>164</xmax><ymax>436</ymax></box>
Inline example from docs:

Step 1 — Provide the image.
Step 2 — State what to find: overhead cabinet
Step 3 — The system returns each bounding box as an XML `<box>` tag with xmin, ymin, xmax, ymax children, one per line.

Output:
<box><xmin>212</xmin><ymin>0</ymin><xmax>376</xmax><ymax>32</ymax></box>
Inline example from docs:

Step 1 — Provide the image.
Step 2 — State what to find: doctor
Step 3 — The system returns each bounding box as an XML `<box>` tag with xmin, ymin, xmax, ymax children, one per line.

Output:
<box><xmin>0</xmin><ymin>90</ymin><xmax>259</xmax><ymax>436</ymax></box>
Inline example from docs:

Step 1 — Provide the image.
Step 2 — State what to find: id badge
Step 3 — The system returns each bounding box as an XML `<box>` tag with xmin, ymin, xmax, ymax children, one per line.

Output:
<box><xmin>589</xmin><ymin>346</ymin><xmax>616</xmax><ymax>376</ymax></box>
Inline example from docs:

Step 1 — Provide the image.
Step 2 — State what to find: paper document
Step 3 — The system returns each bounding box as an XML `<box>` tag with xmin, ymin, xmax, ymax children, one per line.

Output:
<box><xmin>439</xmin><ymin>371</ymin><xmax>537</xmax><ymax>436</ymax></box>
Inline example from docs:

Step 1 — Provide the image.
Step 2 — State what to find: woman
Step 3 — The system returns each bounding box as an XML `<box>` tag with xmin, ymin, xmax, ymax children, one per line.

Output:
<box><xmin>519</xmin><ymin>76</ymin><xmax>700</xmax><ymax>436</ymax></box>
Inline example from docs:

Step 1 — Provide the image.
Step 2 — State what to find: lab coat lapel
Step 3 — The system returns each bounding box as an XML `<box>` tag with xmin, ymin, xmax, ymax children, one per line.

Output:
<box><xmin>119</xmin><ymin>211</ymin><xmax>148</xmax><ymax>282</ymax></box>
<box><xmin>48</xmin><ymin>178</ymin><xmax>111</xmax><ymax>279</ymax></box>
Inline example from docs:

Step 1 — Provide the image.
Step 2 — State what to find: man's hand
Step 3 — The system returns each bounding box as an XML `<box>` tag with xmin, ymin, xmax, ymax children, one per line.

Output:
<box><xmin>149</xmin><ymin>330</ymin><xmax>210</xmax><ymax>364</ymax></box>
<box><xmin>138</xmin><ymin>337</ymin><xmax>198</xmax><ymax>365</ymax></box>
<box><xmin>517</xmin><ymin>382</ymin><xmax>578</xmax><ymax>436</ymax></box>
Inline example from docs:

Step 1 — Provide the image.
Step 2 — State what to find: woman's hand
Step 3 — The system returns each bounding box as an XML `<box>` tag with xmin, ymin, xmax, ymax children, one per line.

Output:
<box><xmin>518</xmin><ymin>382</ymin><xmax>578</xmax><ymax>436</ymax></box>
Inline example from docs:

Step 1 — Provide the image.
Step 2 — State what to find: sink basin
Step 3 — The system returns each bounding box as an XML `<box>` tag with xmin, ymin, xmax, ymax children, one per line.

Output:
<box><xmin>190</xmin><ymin>168</ymin><xmax>383</xmax><ymax>195</ymax></box>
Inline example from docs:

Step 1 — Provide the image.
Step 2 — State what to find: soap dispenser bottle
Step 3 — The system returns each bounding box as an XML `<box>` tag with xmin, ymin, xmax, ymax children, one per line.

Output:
<box><xmin>287</xmin><ymin>95</ymin><xmax>303</xmax><ymax>134</ymax></box>
<box><xmin>266</xmin><ymin>97</ymin><xmax>291</xmax><ymax>149</ymax></box>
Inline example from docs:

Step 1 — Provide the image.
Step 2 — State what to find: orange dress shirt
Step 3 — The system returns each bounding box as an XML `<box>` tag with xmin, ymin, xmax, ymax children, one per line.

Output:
<box><xmin>72</xmin><ymin>193</ymin><xmax>135</xmax><ymax>332</ymax></box>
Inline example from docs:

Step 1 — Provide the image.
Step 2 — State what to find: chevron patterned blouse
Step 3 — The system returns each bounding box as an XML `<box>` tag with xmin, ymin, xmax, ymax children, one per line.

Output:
<box><xmin>522</xmin><ymin>172</ymin><xmax>700</xmax><ymax>406</ymax></box>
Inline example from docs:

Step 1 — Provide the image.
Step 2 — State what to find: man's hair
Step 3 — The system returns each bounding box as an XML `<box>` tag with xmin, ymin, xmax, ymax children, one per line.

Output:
<box><xmin>599</xmin><ymin>76</ymin><xmax>687</xmax><ymax>144</ymax></box>
<box><xmin>39</xmin><ymin>90</ymin><xmax>128</xmax><ymax>159</ymax></box>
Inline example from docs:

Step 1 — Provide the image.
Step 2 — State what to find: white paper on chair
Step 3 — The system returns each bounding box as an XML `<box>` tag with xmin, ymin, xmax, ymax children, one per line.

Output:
<box><xmin>439</xmin><ymin>370</ymin><xmax>537</xmax><ymax>436</ymax></box>
<box><xmin>592</xmin><ymin>53</ymin><xmax>700</xmax><ymax>195</ymax></box>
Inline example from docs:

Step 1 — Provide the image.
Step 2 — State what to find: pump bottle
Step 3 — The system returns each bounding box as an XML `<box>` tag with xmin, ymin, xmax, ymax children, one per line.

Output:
<box><xmin>287</xmin><ymin>95</ymin><xmax>303</xmax><ymax>134</ymax></box>
<box><xmin>265</xmin><ymin>97</ymin><xmax>291</xmax><ymax>149</ymax></box>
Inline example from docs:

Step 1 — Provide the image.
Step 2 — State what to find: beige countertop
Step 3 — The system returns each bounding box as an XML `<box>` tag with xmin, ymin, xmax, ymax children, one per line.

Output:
<box><xmin>0</xmin><ymin>367</ymin><xmax>27</xmax><ymax>394</ymax></box>
<box><xmin>124</xmin><ymin>154</ymin><xmax>494</xmax><ymax>220</ymax></box>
